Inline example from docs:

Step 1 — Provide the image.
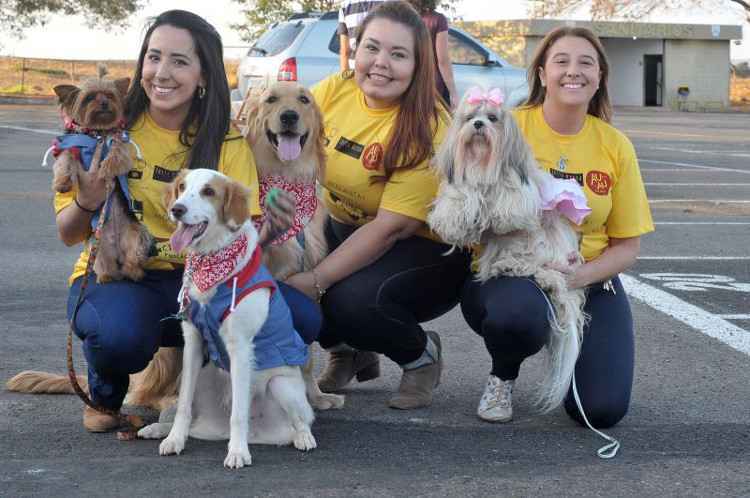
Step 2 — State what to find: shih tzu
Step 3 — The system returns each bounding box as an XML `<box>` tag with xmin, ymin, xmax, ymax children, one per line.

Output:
<box><xmin>428</xmin><ymin>87</ymin><xmax>591</xmax><ymax>411</ymax></box>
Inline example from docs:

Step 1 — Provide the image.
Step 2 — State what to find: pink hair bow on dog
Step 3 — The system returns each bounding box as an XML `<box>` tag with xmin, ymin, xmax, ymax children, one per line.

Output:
<box><xmin>466</xmin><ymin>87</ymin><xmax>505</xmax><ymax>106</ymax></box>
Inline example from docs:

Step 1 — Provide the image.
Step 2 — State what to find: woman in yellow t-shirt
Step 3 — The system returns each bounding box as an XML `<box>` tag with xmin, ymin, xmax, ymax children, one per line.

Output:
<box><xmin>286</xmin><ymin>1</ymin><xmax>469</xmax><ymax>410</ymax></box>
<box><xmin>56</xmin><ymin>11</ymin><xmax>299</xmax><ymax>431</ymax></box>
<box><xmin>461</xmin><ymin>27</ymin><xmax>654</xmax><ymax>427</ymax></box>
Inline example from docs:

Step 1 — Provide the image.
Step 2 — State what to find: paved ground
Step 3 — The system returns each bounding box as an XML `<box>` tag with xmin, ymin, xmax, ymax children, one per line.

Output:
<box><xmin>1</xmin><ymin>105</ymin><xmax>749</xmax><ymax>497</ymax></box>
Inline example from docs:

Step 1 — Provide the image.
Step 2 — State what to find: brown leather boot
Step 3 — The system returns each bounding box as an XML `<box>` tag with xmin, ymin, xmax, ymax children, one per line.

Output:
<box><xmin>317</xmin><ymin>349</ymin><xmax>380</xmax><ymax>392</ymax></box>
<box><xmin>83</xmin><ymin>405</ymin><xmax>120</xmax><ymax>433</ymax></box>
<box><xmin>388</xmin><ymin>331</ymin><xmax>442</xmax><ymax>410</ymax></box>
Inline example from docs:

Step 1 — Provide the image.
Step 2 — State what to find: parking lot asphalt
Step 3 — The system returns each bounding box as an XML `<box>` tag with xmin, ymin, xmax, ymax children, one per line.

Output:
<box><xmin>1</xmin><ymin>105</ymin><xmax>749</xmax><ymax>497</ymax></box>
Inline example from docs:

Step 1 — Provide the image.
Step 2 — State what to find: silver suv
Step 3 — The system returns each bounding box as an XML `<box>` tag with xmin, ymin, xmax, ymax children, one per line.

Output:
<box><xmin>234</xmin><ymin>12</ymin><xmax>529</xmax><ymax>107</ymax></box>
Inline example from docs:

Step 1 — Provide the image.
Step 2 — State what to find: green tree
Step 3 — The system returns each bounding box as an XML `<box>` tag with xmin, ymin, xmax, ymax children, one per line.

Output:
<box><xmin>230</xmin><ymin>0</ymin><xmax>460</xmax><ymax>43</ymax></box>
<box><xmin>1</xmin><ymin>0</ymin><xmax>145</xmax><ymax>38</ymax></box>
<box><xmin>230</xmin><ymin>0</ymin><xmax>339</xmax><ymax>43</ymax></box>
<box><xmin>529</xmin><ymin>0</ymin><xmax>749</xmax><ymax>22</ymax></box>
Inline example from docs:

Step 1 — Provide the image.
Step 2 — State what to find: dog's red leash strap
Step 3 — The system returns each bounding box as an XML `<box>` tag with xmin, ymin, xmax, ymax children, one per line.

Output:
<box><xmin>66</xmin><ymin>177</ymin><xmax>144</xmax><ymax>440</ymax></box>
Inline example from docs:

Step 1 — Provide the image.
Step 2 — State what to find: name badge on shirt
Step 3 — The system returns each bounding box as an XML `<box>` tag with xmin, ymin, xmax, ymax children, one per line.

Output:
<box><xmin>153</xmin><ymin>165</ymin><xmax>179</xmax><ymax>183</ymax></box>
<box><xmin>335</xmin><ymin>137</ymin><xmax>364</xmax><ymax>160</ymax></box>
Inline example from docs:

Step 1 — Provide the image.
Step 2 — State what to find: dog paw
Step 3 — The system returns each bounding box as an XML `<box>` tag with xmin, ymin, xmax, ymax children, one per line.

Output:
<box><xmin>159</xmin><ymin>435</ymin><xmax>186</xmax><ymax>456</ymax></box>
<box><xmin>224</xmin><ymin>446</ymin><xmax>252</xmax><ymax>469</ymax></box>
<box><xmin>293</xmin><ymin>430</ymin><xmax>317</xmax><ymax>451</ymax></box>
<box><xmin>310</xmin><ymin>393</ymin><xmax>345</xmax><ymax>410</ymax></box>
<box><xmin>138</xmin><ymin>423</ymin><xmax>170</xmax><ymax>440</ymax></box>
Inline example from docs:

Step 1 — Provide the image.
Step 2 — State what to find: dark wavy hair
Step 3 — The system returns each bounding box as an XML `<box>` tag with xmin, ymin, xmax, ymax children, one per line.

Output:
<box><xmin>407</xmin><ymin>0</ymin><xmax>438</xmax><ymax>14</ymax></box>
<box><xmin>523</xmin><ymin>26</ymin><xmax>612</xmax><ymax>123</ymax></box>
<box><xmin>351</xmin><ymin>0</ymin><xmax>440</xmax><ymax>176</ymax></box>
<box><xmin>124</xmin><ymin>10</ymin><xmax>232</xmax><ymax>169</ymax></box>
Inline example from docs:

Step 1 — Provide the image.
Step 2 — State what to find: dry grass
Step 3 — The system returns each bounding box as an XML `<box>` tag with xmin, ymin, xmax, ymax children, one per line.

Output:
<box><xmin>0</xmin><ymin>56</ymin><xmax>240</xmax><ymax>97</ymax></box>
<box><xmin>730</xmin><ymin>75</ymin><xmax>750</xmax><ymax>109</ymax></box>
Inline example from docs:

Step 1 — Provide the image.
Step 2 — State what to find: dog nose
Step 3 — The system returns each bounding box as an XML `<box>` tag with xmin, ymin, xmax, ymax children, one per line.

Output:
<box><xmin>171</xmin><ymin>203</ymin><xmax>187</xmax><ymax>219</ymax></box>
<box><xmin>280</xmin><ymin>110</ymin><xmax>299</xmax><ymax>127</ymax></box>
<box><xmin>473</xmin><ymin>120</ymin><xmax>484</xmax><ymax>130</ymax></box>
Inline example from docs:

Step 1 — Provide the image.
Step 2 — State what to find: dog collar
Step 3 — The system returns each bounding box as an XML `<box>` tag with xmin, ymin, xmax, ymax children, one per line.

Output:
<box><xmin>63</xmin><ymin>117</ymin><xmax>127</xmax><ymax>138</ymax></box>
<box><xmin>185</xmin><ymin>233</ymin><xmax>250</xmax><ymax>293</ymax></box>
<box><xmin>259</xmin><ymin>175</ymin><xmax>318</xmax><ymax>245</ymax></box>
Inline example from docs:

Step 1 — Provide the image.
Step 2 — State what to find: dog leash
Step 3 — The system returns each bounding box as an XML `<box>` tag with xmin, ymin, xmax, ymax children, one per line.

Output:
<box><xmin>66</xmin><ymin>167</ymin><xmax>144</xmax><ymax>441</ymax></box>
<box><xmin>529</xmin><ymin>278</ymin><xmax>621</xmax><ymax>459</ymax></box>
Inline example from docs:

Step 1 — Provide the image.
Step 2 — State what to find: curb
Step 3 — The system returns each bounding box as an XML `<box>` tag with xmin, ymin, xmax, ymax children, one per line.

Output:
<box><xmin>0</xmin><ymin>95</ymin><xmax>56</xmax><ymax>105</ymax></box>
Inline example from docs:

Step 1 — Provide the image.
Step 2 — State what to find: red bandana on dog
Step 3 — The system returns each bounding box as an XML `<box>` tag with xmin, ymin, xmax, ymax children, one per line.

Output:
<box><xmin>185</xmin><ymin>233</ymin><xmax>249</xmax><ymax>293</ymax></box>
<box><xmin>258</xmin><ymin>175</ymin><xmax>318</xmax><ymax>245</ymax></box>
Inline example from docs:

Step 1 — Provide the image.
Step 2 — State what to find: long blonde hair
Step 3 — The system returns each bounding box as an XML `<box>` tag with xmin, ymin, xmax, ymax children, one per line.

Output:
<box><xmin>523</xmin><ymin>26</ymin><xmax>612</xmax><ymax>123</ymax></box>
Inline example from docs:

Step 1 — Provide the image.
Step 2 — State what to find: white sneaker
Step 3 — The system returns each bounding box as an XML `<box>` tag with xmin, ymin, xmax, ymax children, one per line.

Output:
<box><xmin>477</xmin><ymin>375</ymin><xmax>514</xmax><ymax>423</ymax></box>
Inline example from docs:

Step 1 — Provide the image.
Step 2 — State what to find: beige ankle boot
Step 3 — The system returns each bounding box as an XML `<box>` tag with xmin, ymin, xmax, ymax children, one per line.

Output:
<box><xmin>83</xmin><ymin>405</ymin><xmax>120</xmax><ymax>432</ymax></box>
<box><xmin>388</xmin><ymin>331</ymin><xmax>442</xmax><ymax>410</ymax></box>
<box><xmin>317</xmin><ymin>349</ymin><xmax>380</xmax><ymax>392</ymax></box>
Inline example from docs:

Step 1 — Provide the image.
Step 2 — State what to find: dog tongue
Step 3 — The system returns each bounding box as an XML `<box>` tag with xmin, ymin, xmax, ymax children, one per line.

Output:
<box><xmin>170</xmin><ymin>224</ymin><xmax>199</xmax><ymax>254</ymax></box>
<box><xmin>277</xmin><ymin>135</ymin><xmax>301</xmax><ymax>162</ymax></box>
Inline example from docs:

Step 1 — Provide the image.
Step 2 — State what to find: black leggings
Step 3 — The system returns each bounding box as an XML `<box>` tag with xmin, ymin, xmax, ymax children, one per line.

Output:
<box><xmin>317</xmin><ymin>218</ymin><xmax>470</xmax><ymax>365</ymax></box>
<box><xmin>460</xmin><ymin>275</ymin><xmax>634</xmax><ymax>429</ymax></box>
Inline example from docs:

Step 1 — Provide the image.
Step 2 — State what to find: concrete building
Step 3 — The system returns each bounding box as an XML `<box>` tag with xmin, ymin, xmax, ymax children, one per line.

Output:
<box><xmin>458</xmin><ymin>19</ymin><xmax>743</xmax><ymax>110</ymax></box>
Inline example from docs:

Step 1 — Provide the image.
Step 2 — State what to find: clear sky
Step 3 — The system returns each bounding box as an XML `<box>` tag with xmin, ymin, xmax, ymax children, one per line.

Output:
<box><xmin>0</xmin><ymin>0</ymin><xmax>748</xmax><ymax>61</ymax></box>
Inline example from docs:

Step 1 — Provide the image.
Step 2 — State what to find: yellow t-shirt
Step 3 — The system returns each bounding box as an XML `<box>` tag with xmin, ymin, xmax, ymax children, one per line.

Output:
<box><xmin>512</xmin><ymin>105</ymin><xmax>654</xmax><ymax>261</ymax></box>
<box><xmin>311</xmin><ymin>73</ymin><xmax>449</xmax><ymax>240</ymax></box>
<box><xmin>54</xmin><ymin>112</ymin><xmax>262</xmax><ymax>284</ymax></box>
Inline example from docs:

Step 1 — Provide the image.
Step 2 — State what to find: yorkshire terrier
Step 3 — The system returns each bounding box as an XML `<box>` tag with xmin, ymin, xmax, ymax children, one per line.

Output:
<box><xmin>428</xmin><ymin>87</ymin><xmax>591</xmax><ymax>412</ymax></box>
<box><xmin>51</xmin><ymin>65</ymin><xmax>153</xmax><ymax>283</ymax></box>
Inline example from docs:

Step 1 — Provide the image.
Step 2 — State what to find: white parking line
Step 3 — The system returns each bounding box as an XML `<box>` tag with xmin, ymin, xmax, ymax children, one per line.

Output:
<box><xmin>718</xmin><ymin>314</ymin><xmax>750</xmax><ymax>320</ymax></box>
<box><xmin>649</xmin><ymin>199</ymin><xmax>750</xmax><ymax>203</ymax></box>
<box><xmin>621</xmin><ymin>274</ymin><xmax>750</xmax><ymax>356</ymax></box>
<box><xmin>0</xmin><ymin>125</ymin><xmax>57</xmax><ymax>136</ymax></box>
<box><xmin>645</xmin><ymin>183</ymin><xmax>750</xmax><ymax>186</ymax></box>
<box><xmin>655</xmin><ymin>222</ymin><xmax>750</xmax><ymax>225</ymax></box>
<box><xmin>638</xmin><ymin>256</ymin><xmax>750</xmax><ymax>260</ymax></box>
<box><xmin>644</xmin><ymin>182</ymin><xmax>750</xmax><ymax>187</ymax></box>
<box><xmin>642</xmin><ymin>168</ymin><xmax>706</xmax><ymax>171</ymax></box>
<box><xmin>640</xmin><ymin>159</ymin><xmax>750</xmax><ymax>175</ymax></box>
<box><xmin>645</xmin><ymin>146</ymin><xmax>750</xmax><ymax>158</ymax></box>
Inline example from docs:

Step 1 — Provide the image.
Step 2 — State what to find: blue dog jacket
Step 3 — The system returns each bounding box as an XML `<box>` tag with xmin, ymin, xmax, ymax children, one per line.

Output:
<box><xmin>186</xmin><ymin>247</ymin><xmax>308</xmax><ymax>372</ymax></box>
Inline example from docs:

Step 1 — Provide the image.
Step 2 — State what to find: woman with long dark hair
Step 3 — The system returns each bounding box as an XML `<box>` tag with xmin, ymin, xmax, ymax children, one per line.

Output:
<box><xmin>55</xmin><ymin>10</ymin><xmax>304</xmax><ymax>431</ymax></box>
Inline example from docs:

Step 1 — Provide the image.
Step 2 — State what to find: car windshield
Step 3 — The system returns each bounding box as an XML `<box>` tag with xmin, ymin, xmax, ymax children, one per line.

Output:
<box><xmin>248</xmin><ymin>21</ymin><xmax>305</xmax><ymax>57</ymax></box>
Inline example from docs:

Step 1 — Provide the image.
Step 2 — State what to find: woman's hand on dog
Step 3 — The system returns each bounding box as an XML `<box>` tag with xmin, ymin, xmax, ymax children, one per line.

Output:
<box><xmin>258</xmin><ymin>189</ymin><xmax>296</xmax><ymax>247</ymax></box>
<box><xmin>545</xmin><ymin>251</ymin><xmax>586</xmax><ymax>290</ymax></box>
<box><xmin>284</xmin><ymin>271</ymin><xmax>319</xmax><ymax>301</ymax></box>
<box><xmin>76</xmin><ymin>143</ymin><xmax>108</xmax><ymax>210</ymax></box>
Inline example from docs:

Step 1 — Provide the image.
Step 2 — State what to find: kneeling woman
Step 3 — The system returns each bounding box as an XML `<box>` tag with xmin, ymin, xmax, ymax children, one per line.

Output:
<box><xmin>285</xmin><ymin>1</ymin><xmax>469</xmax><ymax>409</ymax></box>
<box><xmin>460</xmin><ymin>26</ymin><xmax>654</xmax><ymax>427</ymax></box>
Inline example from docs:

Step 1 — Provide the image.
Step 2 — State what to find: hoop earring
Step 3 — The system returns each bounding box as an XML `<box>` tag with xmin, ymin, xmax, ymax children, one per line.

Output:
<box><xmin>198</xmin><ymin>86</ymin><xmax>206</xmax><ymax>99</ymax></box>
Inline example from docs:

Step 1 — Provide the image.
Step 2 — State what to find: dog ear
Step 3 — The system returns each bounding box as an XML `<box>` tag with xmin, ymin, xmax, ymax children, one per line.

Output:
<box><xmin>433</xmin><ymin>120</ymin><xmax>457</xmax><ymax>184</ymax></box>
<box><xmin>54</xmin><ymin>84</ymin><xmax>80</xmax><ymax>107</ymax></box>
<box><xmin>163</xmin><ymin>170</ymin><xmax>187</xmax><ymax>212</ymax></box>
<box><xmin>500</xmin><ymin>113</ymin><xmax>530</xmax><ymax>185</ymax></box>
<box><xmin>238</xmin><ymin>86</ymin><xmax>265</xmax><ymax>142</ymax></box>
<box><xmin>310</xmin><ymin>93</ymin><xmax>327</xmax><ymax>180</ymax></box>
<box><xmin>114</xmin><ymin>78</ymin><xmax>131</xmax><ymax>99</ymax></box>
<box><xmin>222</xmin><ymin>179</ymin><xmax>251</xmax><ymax>229</ymax></box>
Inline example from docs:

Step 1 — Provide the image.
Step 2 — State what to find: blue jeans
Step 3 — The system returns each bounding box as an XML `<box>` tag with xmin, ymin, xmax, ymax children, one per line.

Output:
<box><xmin>460</xmin><ymin>275</ymin><xmax>634</xmax><ymax>429</ymax></box>
<box><xmin>67</xmin><ymin>271</ymin><xmax>320</xmax><ymax>410</ymax></box>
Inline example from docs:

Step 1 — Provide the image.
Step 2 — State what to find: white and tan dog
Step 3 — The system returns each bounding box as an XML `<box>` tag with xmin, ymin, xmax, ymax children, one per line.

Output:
<box><xmin>428</xmin><ymin>87</ymin><xmax>590</xmax><ymax>412</ymax></box>
<box><xmin>137</xmin><ymin>169</ymin><xmax>316</xmax><ymax>469</ymax></box>
<box><xmin>237</xmin><ymin>81</ymin><xmax>328</xmax><ymax>280</ymax></box>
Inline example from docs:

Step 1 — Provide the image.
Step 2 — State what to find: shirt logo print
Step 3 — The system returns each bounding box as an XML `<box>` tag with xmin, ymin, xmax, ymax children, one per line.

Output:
<box><xmin>362</xmin><ymin>143</ymin><xmax>384</xmax><ymax>171</ymax></box>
